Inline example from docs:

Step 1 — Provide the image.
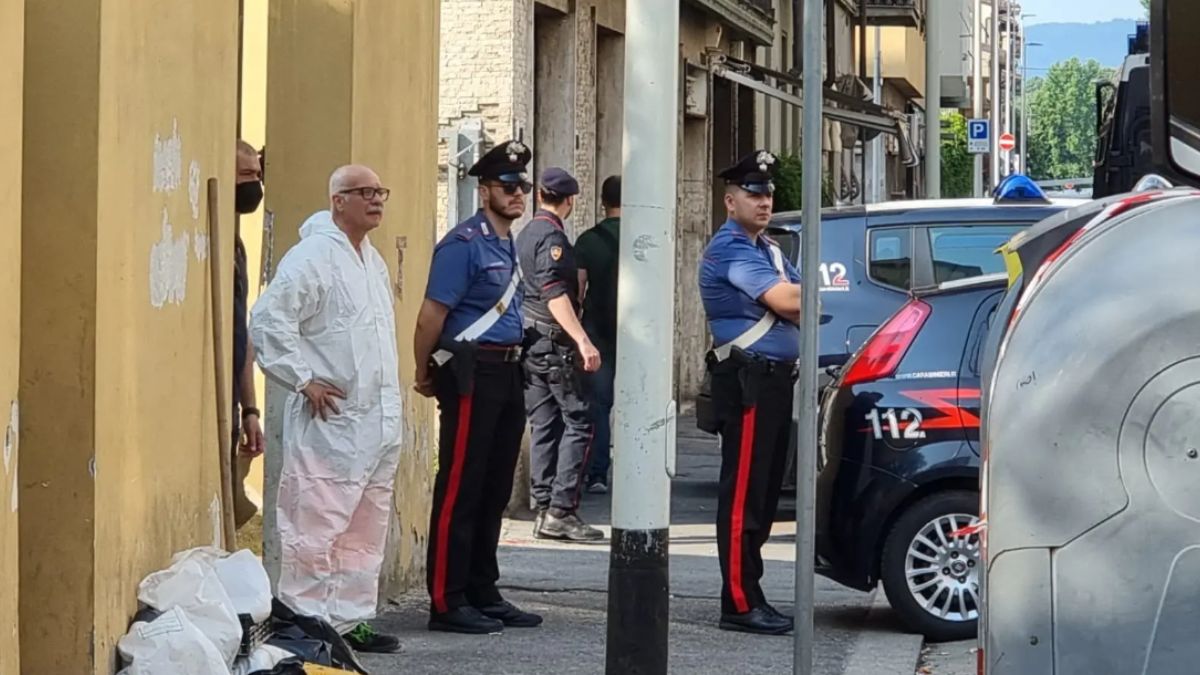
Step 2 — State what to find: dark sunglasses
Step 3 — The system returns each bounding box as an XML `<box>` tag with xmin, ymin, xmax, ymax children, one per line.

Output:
<box><xmin>338</xmin><ymin>186</ymin><xmax>391</xmax><ymax>201</ymax></box>
<box><xmin>488</xmin><ymin>181</ymin><xmax>532</xmax><ymax>196</ymax></box>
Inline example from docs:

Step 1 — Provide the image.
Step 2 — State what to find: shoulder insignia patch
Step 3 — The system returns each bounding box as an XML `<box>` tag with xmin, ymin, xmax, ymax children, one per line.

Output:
<box><xmin>550</xmin><ymin>245</ymin><xmax>563</xmax><ymax>261</ymax></box>
<box><xmin>454</xmin><ymin>226</ymin><xmax>479</xmax><ymax>241</ymax></box>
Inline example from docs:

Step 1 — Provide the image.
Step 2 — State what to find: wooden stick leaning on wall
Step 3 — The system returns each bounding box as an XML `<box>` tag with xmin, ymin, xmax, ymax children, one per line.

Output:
<box><xmin>208</xmin><ymin>177</ymin><xmax>237</xmax><ymax>550</ymax></box>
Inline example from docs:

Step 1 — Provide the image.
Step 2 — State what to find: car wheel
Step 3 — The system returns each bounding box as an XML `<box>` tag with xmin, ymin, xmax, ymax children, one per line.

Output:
<box><xmin>880</xmin><ymin>490</ymin><xmax>981</xmax><ymax>642</ymax></box>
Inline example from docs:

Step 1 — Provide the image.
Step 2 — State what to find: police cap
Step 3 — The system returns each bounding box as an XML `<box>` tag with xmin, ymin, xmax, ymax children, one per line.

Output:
<box><xmin>468</xmin><ymin>139</ymin><xmax>533</xmax><ymax>185</ymax></box>
<box><xmin>539</xmin><ymin>167</ymin><xmax>580</xmax><ymax>197</ymax></box>
<box><xmin>719</xmin><ymin>150</ymin><xmax>778</xmax><ymax>195</ymax></box>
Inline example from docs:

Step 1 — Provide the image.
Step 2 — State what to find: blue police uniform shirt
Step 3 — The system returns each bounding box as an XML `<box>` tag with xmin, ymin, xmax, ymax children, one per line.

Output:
<box><xmin>699</xmin><ymin>219</ymin><xmax>802</xmax><ymax>362</ymax></box>
<box><xmin>425</xmin><ymin>210</ymin><xmax>524</xmax><ymax>345</ymax></box>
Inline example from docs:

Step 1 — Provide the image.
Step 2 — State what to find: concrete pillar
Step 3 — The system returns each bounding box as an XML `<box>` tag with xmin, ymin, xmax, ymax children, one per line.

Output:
<box><xmin>572</xmin><ymin>5</ymin><xmax>598</xmax><ymax>230</ymax></box>
<box><xmin>595</xmin><ymin>28</ymin><xmax>625</xmax><ymax>201</ymax></box>
<box><xmin>262</xmin><ymin>0</ymin><xmax>440</xmax><ymax>598</ymax></box>
<box><xmin>20</xmin><ymin>1</ymin><xmax>239</xmax><ymax>671</ymax></box>
<box><xmin>0</xmin><ymin>2</ymin><xmax>23</xmax><ymax>673</ymax></box>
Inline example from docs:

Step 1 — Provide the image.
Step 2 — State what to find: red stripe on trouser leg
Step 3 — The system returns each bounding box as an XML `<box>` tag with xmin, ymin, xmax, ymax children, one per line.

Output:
<box><xmin>432</xmin><ymin>393</ymin><xmax>473</xmax><ymax>613</ymax></box>
<box><xmin>729</xmin><ymin>405</ymin><xmax>756</xmax><ymax>614</ymax></box>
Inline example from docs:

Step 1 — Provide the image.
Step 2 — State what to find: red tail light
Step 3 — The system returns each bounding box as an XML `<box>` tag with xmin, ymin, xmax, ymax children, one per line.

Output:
<box><xmin>841</xmin><ymin>299</ymin><xmax>931</xmax><ymax>386</ymax></box>
<box><xmin>977</xmin><ymin>647</ymin><xmax>985</xmax><ymax>675</ymax></box>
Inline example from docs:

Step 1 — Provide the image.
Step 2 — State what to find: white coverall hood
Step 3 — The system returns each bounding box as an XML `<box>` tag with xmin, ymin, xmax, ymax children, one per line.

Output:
<box><xmin>250</xmin><ymin>209</ymin><xmax>403</xmax><ymax>631</ymax></box>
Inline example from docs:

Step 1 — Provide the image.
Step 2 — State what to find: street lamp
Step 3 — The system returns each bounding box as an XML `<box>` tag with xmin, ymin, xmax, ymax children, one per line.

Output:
<box><xmin>1022</xmin><ymin>35</ymin><xmax>1044</xmax><ymax>175</ymax></box>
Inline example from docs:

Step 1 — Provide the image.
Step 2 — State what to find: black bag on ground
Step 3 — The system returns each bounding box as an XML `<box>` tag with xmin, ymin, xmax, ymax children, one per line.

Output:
<box><xmin>266</xmin><ymin>599</ymin><xmax>370</xmax><ymax>675</ymax></box>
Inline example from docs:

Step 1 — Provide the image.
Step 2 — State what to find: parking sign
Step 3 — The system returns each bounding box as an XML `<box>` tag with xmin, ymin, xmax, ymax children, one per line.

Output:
<box><xmin>968</xmin><ymin>119</ymin><xmax>990</xmax><ymax>154</ymax></box>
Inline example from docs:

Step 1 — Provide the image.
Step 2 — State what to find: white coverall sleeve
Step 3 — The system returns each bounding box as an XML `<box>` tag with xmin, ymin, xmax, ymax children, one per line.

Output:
<box><xmin>250</xmin><ymin>257</ymin><xmax>324</xmax><ymax>393</ymax></box>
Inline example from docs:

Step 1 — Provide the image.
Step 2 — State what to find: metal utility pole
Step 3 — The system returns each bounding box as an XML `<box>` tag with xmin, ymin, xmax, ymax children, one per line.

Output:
<box><xmin>795</xmin><ymin>0</ymin><xmax>822</xmax><ymax>672</ymax></box>
<box><xmin>973</xmin><ymin>0</ymin><xmax>984</xmax><ymax>196</ymax></box>
<box><xmin>1022</xmin><ymin>34</ymin><xmax>1042</xmax><ymax>174</ymax></box>
<box><xmin>1005</xmin><ymin>6</ymin><xmax>1016</xmax><ymax>175</ymax></box>
<box><xmin>925</xmin><ymin>0</ymin><xmax>942</xmax><ymax>198</ymax></box>
<box><xmin>605</xmin><ymin>0</ymin><xmax>678</xmax><ymax>672</ymax></box>
<box><xmin>990</xmin><ymin>0</ymin><xmax>1002</xmax><ymax>187</ymax></box>
<box><xmin>866</xmin><ymin>25</ymin><xmax>883</xmax><ymax>203</ymax></box>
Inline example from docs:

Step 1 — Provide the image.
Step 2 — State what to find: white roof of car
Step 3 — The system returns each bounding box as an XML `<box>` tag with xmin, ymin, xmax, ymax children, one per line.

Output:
<box><xmin>864</xmin><ymin>197</ymin><xmax>1089</xmax><ymax>213</ymax></box>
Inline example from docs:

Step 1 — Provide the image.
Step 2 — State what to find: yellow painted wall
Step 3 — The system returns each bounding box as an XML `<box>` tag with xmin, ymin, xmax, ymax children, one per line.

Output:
<box><xmin>858</xmin><ymin>26</ymin><xmax>927</xmax><ymax>98</ymax></box>
<box><xmin>241</xmin><ymin>0</ymin><xmax>269</xmax><ymax>503</ymax></box>
<box><xmin>263</xmin><ymin>0</ymin><xmax>439</xmax><ymax>595</ymax></box>
<box><xmin>0</xmin><ymin>2</ymin><xmax>23</xmax><ymax>673</ymax></box>
<box><xmin>21</xmin><ymin>0</ymin><xmax>238</xmax><ymax>671</ymax></box>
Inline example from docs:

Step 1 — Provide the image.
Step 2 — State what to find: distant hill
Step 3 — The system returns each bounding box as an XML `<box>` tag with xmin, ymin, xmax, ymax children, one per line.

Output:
<box><xmin>1026</xmin><ymin>19</ymin><xmax>1142</xmax><ymax>74</ymax></box>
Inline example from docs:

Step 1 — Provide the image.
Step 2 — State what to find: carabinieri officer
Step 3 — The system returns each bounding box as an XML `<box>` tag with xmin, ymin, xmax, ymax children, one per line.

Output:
<box><xmin>698</xmin><ymin>150</ymin><xmax>802</xmax><ymax>636</ymax></box>
<box><xmin>516</xmin><ymin>167</ymin><xmax>605</xmax><ymax>542</ymax></box>
<box><xmin>414</xmin><ymin>139</ymin><xmax>542</xmax><ymax>635</ymax></box>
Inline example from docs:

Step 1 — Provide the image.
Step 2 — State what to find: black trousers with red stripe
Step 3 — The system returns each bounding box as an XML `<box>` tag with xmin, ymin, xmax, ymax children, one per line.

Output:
<box><xmin>711</xmin><ymin>358</ymin><xmax>796</xmax><ymax>615</ymax></box>
<box><xmin>426</xmin><ymin>358</ymin><xmax>526</xmax><ymax>614</ymax></box>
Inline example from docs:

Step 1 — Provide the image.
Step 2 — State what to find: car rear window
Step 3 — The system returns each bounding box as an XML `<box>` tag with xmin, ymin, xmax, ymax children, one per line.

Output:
<box><xmin>928</xmin><ymin>225</ymin><xmax>1024</xmax><ymax>284</ymax></box>
<box><xmin>868</xmin><ymin>228</ymin><xmax>911</xmax><ymax>290</ymax></box>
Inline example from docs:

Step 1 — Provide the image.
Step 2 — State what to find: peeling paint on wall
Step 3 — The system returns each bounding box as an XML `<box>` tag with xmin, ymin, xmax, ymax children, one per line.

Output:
<box><xmin>3</xmin><ymin>401</ymin><xmax>16</xmax><ymax>474</ymax></box>
<box><xmin>188</xmin><ymin>160</ymin><xmax>202</xmax><ymax>219</ymax></box>
<box><xmin>149</xmin><ymin>207</ymin><xmax>190</xmax><ymax>308</ymax></box>
<box><xmin>193</xmin><ymin>230</ymin><xmax>209</xmax><ymax>262</ymax></box>
<box><xmin>153</xmin><ymin>118</ymin><xmax>183</xmax><ymax>193</ymax></box>
<box><xmin>210</xmin><ymin>495</ymin><xmax>222</xmax><ymax>549</ymax></box>
<box><xmin>87</xmin><ymin>456</ymin><xmax>96</xmax><ymax>479</ymax></box>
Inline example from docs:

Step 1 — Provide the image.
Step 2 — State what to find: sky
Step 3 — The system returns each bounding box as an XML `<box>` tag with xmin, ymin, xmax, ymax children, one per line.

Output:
<box><xmin>1021</xmin><ymin>0</ymin><xmax>1143</xmax><ymax>24</ymax></box>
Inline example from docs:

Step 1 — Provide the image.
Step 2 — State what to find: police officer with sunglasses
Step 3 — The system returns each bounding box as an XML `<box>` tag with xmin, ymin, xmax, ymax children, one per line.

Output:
<box><xmin>414</xmin><ymin>140</ymin><xmax>543</xmax><ymax>635</ymax></box>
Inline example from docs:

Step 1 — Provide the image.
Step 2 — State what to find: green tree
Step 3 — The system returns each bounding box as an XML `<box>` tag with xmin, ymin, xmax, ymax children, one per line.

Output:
<box><xmin>940</xmin><ymin>111</ymin><xmax>972</xmax><ymax>197</ymax></box>
<box><xmin>1141</xmin><ymin>0</ymin><xmax>1150</xmax><ymax>14</ymax></box>
<box><xmin>1026</xmin><ymin>58</ymin><xmax>1112</xmax><ymax>181</ymax></box>
<box><xmin>773</xmin><ymin>152</ymin><xmax>834</xmax><ymax>211</ymax></box>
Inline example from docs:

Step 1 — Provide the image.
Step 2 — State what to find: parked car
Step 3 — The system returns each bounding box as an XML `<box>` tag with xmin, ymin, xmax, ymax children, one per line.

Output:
<box><xmin>759</xmin><ymin>185</ymin><xmax>1085</xmax><ymax>488</ymax></box>
<box><xmin>814</xmin><ymin>271</ymin><xmax>1008</xmax><ymax>641</ymax></box>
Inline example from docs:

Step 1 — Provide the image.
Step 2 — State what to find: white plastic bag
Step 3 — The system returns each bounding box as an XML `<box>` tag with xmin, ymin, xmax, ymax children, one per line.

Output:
<box><xmin>117</xmin><ymin>606</ymin><xmax>231</xmax><ymax>675</ymax></box>
<box><xmin>215</xmin><ymin>549</ymin><xmax>273</xmax><ymax>623</ymax></box>
<box><xmin>230</xmin><ymin>645</ymin><xmax>295</xmax><ymax>675</ymax></box>
<box><xmin>138</xmin><ymin>547</ymin><xmax>242</xmax><ymax>666</ymax></box>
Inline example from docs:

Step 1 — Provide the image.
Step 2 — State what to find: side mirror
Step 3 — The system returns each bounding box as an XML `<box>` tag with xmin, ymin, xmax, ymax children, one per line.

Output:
<box><xmin>1151</xmin><ymin>0</ymin><xmax>1200</xmax><ymax>184</ymax></box>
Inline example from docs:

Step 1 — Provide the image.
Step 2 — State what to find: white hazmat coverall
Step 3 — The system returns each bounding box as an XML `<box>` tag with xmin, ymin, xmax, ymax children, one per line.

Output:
<box><xmin>250</xmin><ymin>210</ymin><xmax>402</xmax><ymax>631</ymax></box>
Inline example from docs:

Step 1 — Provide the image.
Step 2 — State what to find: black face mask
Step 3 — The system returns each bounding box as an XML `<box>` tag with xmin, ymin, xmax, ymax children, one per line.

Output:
<box><xmin>236</xmin><ymin>180</ymin><xmax>264</xmax><ymax>214</ymax></box>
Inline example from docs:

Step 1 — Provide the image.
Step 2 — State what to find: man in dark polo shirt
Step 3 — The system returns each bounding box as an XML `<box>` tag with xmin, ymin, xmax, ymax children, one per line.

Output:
<box><xmin>574</xmin><ymin>175</ymin><xmax>620</xmax><ymax>494</ymax></box>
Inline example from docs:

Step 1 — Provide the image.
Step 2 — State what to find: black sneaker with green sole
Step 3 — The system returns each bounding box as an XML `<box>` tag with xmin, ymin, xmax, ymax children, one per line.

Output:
<box><xmin>342</xmin><ymin>622</ymin><xmax>402</xmax><ymax>654</ymax></box>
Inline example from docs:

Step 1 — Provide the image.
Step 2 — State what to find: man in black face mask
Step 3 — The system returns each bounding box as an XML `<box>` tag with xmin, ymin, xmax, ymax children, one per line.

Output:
<box><xmin>233</xmin><ymin>139</ymin><xmax>266</xmax><ymax>527</ymax></box>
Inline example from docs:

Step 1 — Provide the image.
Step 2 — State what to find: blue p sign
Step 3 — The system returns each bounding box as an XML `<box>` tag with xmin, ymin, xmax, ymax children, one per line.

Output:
<box><xmin>967</xmin><ymin>119</ymin><xmax>990</xmax><ymax>154</ymax></box>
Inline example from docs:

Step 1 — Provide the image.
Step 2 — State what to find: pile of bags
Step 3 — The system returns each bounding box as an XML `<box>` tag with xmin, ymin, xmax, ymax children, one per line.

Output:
<box><xmin>116</xmin><ymin>547</ymin><xmax>368</xmax><ymax>675</ymax></box>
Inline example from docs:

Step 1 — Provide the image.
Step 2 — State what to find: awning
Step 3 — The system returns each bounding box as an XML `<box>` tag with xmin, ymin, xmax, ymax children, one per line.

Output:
<box><xmin>709</xmin><ymin>54</ymin><xmax>919</xmax><ymax>167</ymax></box>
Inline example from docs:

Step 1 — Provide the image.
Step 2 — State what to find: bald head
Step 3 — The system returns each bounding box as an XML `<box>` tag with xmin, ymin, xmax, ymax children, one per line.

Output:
<box><xmin>329</xmin><ymin>164</ymin><xmax>387</xmax><ymax>240</ymax></box>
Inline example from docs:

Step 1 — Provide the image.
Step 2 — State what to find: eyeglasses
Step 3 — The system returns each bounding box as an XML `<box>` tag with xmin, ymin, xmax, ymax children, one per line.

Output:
<box><xmin>488</xmin><ymin>181</ymin><xmax>532</xmax><ymax>196</ymax></box>
<box><xmin>338</xmin><ymin>187</ymin><xmax>391</xmax><ymax>201</ymax></box>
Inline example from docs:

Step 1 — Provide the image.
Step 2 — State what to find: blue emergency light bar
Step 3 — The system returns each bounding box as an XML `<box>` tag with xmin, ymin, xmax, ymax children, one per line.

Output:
<box><xmin>993</xmin><ymin>175</ymin><xmax>1051</xmax><ymax>204</ymax></box>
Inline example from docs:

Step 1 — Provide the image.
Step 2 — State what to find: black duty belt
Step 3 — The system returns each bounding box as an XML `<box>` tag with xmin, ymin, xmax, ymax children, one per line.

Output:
<box><xmin>707</xmin><ymin>346</ymin><xmax>798</xmax><ymax>379</ymax></box>
<box><xmin>476</xmin><ymin>344</ymin><xmax>523</xmax><ymax>363</ymax></box>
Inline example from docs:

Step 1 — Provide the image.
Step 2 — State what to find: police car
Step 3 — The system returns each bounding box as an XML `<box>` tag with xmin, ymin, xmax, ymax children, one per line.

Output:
<box><xmin>760</xmin><ymin>177</ymin><xmax>1086</xmax><ymax>488</ymax></box>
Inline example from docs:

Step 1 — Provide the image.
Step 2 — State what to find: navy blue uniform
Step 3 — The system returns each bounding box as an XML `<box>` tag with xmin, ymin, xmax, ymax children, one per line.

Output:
<box><xmin>516</xmin><ymin>210</ymin><xmax>594</xmax><ymax>515</ymax></box>
<box><xmin>424</xmin><ymin>211</ymin><xmax>527</xmax><ymax>616</ymax></box>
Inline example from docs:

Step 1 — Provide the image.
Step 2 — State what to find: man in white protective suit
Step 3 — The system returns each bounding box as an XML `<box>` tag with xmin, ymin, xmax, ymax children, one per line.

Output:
<box><xmin>250</xmin><ymin>164</ymin><xmax>403</xmax><ymax>654</ymax></box>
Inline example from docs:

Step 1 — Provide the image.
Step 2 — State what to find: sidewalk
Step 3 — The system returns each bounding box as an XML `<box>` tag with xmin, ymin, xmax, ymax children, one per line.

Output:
<box><xmin>359</xmin><ymin>417</ymin><xmax>923</xmax><ymax>674</ymax></box>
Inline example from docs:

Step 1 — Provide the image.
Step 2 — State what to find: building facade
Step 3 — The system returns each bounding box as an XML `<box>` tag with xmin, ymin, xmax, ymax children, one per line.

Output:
<box><xmin>438</xmin><ymin>0</ymin><xmax>778</xmax><ymax>404</ymax></box>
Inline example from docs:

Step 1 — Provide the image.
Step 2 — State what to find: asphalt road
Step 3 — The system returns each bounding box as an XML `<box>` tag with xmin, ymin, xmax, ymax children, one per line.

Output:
<box><xmin>361</xmin><ymin>418</ymin><xmax>922</xmax><ymax>674</ymax></box>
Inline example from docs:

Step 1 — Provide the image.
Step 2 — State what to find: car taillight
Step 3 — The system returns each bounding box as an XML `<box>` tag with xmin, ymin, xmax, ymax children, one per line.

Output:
<box><xmin>841</xmin><ymin>299</ymin><xmax>931</xmax><ymax>386</ymax></box>
<box><xmin>977</xmin><ymin>647</ymin><xmax>985</xmax><ymax>675</ymax></box>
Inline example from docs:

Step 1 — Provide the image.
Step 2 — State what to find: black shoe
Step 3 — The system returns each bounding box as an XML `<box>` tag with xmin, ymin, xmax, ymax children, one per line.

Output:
<box><xmin>719</xmin><ymin>606</ymin><xmax>794</xmax><ymax>635</ymax></box>
<box><xmin>532</xmin><ymin>509</ymin><xmax>547</xmax><ymax>538</ymax></box>
<box><xmin>762</xmin><ymin>602</ymin><xmax>793</xmax><ymax>621</ymax></box>
<box><xmin>476</xmin><ymin>599</ymin><xmax>544</xmax><ymax>628</ymax></box>
<box><xmin>342</xmin><ymin>623</ymin><xmax>403</xmax><ymax>653</ymax></box>
<box><xmin>429</xmin><ymin>606</ymin><xmax>504</xmax><ymax>634</ymax></box>
<box><xmin>539</xmin><ymin>511</ymin><xmax>605</xmax><ymax>541</ymax></box>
